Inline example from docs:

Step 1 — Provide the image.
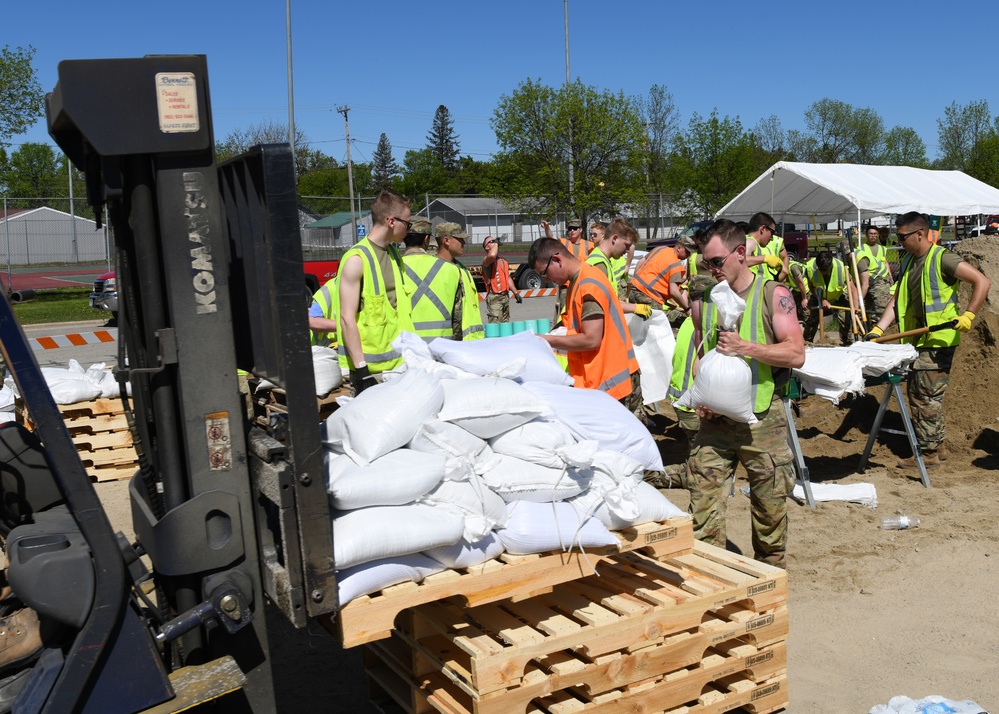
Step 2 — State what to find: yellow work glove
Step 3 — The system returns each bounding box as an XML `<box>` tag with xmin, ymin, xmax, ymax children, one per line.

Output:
<box><xmin>763</xmin><ymin>254</ymin><xmax>783</xmax><ymax>270</ymax></box>
<box><xmin>955</xmin><ymin>311</ymin><xmax>975</xmax><ymax>333</ymax></box>
<box><xmin>864</xmin><ymin>326</ymin><xmax>884</xmax><ymax>341</ymax></box>
<box><xmin>634</xmin><ymin>304</ymin><xmax>653</xmax><ymax>320</ymax></box>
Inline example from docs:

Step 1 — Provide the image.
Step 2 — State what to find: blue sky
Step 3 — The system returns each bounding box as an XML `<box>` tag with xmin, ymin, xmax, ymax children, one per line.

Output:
<box><xmin>8</xmin><ymin>0</ymin><xmax>994</xmax><ymax>165</ymax></box>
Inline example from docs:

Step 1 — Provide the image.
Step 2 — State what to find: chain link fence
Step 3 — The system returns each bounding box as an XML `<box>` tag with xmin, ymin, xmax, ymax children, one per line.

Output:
<box><xmin>0</xmin><ymin>198</ymin><xmax>113</xmax><ymax>269</ymax></box>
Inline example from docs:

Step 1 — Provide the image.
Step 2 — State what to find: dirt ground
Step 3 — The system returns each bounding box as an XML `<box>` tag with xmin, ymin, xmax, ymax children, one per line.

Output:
<box><xmin>92</xmin><ymin>236</ymin><xmax>999</xmax><ymax>712</ymax></box>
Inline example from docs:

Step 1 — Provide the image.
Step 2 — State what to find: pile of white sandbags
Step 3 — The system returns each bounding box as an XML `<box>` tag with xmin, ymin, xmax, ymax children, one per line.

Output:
<box><xmin>324</xmin><ymin>335</ymin><xmax>680</xmax><ymax>605</ymax></box>
<box><xmin>4</xmin><ymin>359</ymin><xmax>127</xmax><ymax>405</ymax></box>
<box><xmin>255</xmin><ymin>346</ymin><xmax>343</xmax><ymax>396</ymax></box>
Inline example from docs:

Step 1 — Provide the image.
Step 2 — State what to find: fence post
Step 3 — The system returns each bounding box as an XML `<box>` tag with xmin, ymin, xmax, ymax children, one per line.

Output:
<box><xmin>3</xmin><ymin>197</ymin><xmax>9</xmax><ymax>292</ymax></box>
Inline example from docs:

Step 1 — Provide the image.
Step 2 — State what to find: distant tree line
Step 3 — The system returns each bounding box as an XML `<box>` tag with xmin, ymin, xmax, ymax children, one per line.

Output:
<box><xmin>4</xmin><ymin>46</ymin><xmax>999</xmax><ymax>226</ymax></box>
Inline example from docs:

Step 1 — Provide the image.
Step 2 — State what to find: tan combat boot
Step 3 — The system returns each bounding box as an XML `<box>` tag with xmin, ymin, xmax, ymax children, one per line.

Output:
<box><xmin>898</xmin><ymin>451</ymin><xmax>941</xmax><ymax>469</ymax></box>
<box><xmin>0</xmin><ymin>608</ymin><xmax>43</xmax><ymax>674</ymax></box>
<box><xmin>936</xmin><ymin>443</ymin><xmax>949</xmax><ymax>461</ymax></box>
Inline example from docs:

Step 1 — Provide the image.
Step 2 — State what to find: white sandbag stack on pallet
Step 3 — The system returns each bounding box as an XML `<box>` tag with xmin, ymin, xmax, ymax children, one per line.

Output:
<box><xmin>322</xmin><ymin>335</ymin><xmax>681</xmax><ymax>608</ymax></box>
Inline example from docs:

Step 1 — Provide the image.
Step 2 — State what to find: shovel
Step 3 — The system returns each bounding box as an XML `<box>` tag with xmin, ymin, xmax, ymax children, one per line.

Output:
<box><xmin>872</xmin><ymin>320</ymin><xmax>958</xmax><ymax>344</ymax></box>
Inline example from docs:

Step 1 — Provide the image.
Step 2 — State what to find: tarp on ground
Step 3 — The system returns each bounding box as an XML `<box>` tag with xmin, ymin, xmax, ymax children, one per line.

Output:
<box><xmin>716</xmin><ymin>162</ymin><xmax>999</xmax><ymax>223</ymax></box>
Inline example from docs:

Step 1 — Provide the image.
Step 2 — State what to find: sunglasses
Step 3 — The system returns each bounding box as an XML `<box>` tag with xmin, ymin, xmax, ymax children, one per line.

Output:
<box><xmin>704</xmin><ymin>249</ymin><xmax>736</xmax><ymax>270</ymax></box>
<box><xmin>393</xmin><ymin>216</ymin><xmax>413</xmax><ymax>231</ymax></box>
<box><xmin>896</xmin><ymin>229</ymin><xmax>920</xmax><ymax>242</ymax></box>
<box><xmin>767</xmin><ymin>225</ymin><xmax>779</xmax><ymax>234</ymax></box>
<box><xmin>540</xmin><ymin>254</ymin><xmax>555</xmax><ymax>277</ymax></box>
<box><xmin>448</xmin><ymin>235</ymin><xmax>466</xmax><ymax>245</ymax></box>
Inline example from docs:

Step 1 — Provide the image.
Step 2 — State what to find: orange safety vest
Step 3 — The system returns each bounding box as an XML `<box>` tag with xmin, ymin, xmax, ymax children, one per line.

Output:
<box><xmin>559</xmin><ymin>237</ymin><xmax>594</xmax><ymax>260</ymax></box>
<box><xmin>630</xmin><ymin>245</ymin><xmax>686</xmax><ymax>303</ymax></box>
<box><xmin>566</xmin><ymin>263</ymin><xmax>637</xmax><ymax>400</ymax></box>
<box><xmin>484</xmin><ymin>256</ymin><xmax>511</xmax><ymax>294</ymax></box>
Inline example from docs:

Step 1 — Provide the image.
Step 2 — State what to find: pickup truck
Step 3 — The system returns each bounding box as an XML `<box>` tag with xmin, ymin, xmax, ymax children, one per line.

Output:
<box><xmin>90</xmin><ymin>257</ymin><xmax>343</xmax><ymax>319</ymax></box>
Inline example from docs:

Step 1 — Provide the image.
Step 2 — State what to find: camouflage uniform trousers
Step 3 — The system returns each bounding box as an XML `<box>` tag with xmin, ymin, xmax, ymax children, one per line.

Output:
<box><xmin>907</xmin><ymin>346</ymin><xmax>954</xmax><ymax>452</ymax></box>
<box><xmin>687</xmin><ymin>274</ymin><xmax>717</xmax><ymax>303</ymax></box>
<box><xmin>863</xmin><ymin>276</ymin><xmax>891</xmax><ymax>327</ymax></box>
<box><xmin>485</xmin><ymin>293</ymin><xmax>510</xmax><ymax>324</ymax></box>
<box><xmin>619</xmin><ymin>370</ymin><xmax>647</xmax><ymax>425</ymax></box>
<box><xmin>626</xmin><ymin>285</ymin><xmax>687</xmax><ymax>326</ymax></box>
<box><xmin>686</xmin><ymin>398</ymin><xmax>796</xmax><ymax>569</ymax></box>
<box><xmin>647</xmin><ymin>406</ymin><xmax>700</xmax><ymax>491</ymax></box>
<box><xmin>802</xmin><ymin>293</ymin><xmax>852</xmax><ymax>346</ymax></box>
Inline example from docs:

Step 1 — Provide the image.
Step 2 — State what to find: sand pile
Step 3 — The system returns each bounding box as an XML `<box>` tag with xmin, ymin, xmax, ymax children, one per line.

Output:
<box><xmin>946</xmin><ymin>235</ymin><xmax>999</xmax><ymax>451</ymax></box>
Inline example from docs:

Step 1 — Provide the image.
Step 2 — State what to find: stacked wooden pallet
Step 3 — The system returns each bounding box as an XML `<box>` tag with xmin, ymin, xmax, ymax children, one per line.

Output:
<box><xmin>363</xmin><ymin>541</ymin><xmax>788</xmax><ymax>714</ymax></box>
<box><xmin>18</xmin><ymin>398</ymin><xmax>138</xmax><ymax>482</ymax></box>
<box><xmin>327</xmin><ymin>517</ymin><xmax>695</xmax><ymax>649</ymax></box>
<box><xmin>249</xmin><ymin>384</ymin><xmax>343</xmax><ymax>429</ymax></box>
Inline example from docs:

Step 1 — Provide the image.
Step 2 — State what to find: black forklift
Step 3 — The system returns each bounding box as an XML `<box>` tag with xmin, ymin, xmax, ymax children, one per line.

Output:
<box><xmin>0</xmin><ymin>55</ymin><xmax>338</xmax><ymax>712</ymax></box>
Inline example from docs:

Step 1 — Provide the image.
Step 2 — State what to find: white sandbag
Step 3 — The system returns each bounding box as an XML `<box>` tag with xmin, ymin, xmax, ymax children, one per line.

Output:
<box><xmin>674</xmin><ymin>348</ymin><xmax>758</xmax><ymax>424</ymax></box>
<box><xmin>869</xmin><ymin>695</ymin><xmax>985</xmax><ymax>714</ymax></box>
<box><xmin>326</xmin><ymin>449</ymin><xmax>445</xmax><ymax>510</ymax></box>
<box><xmin>394</xmin><ymin>332</ymin><xmax>491</xmax><ymax>380</ymax></box>
<box><xmin>424</xmin><ymin>533</ymin><xmax>505</xmax><ymax>569</ymax></box>
<box><xmin>522</xmin><ymin>382</ymin><xmax>664</xmax><ymax>472</ymax></box>
<box><xmin>408</xmin><ymin>419</ymin><xmax>501</xmax><ymax>481</ymax></box>
<box><xmin>336</xmin><ymin>553</ymin><xmax>445</xmax><ymax>605</ymax></box>
<box><xmin>41</xmin><ymin>367</ymin><xmax>103</xmax><ymax>404</ymax></box>
<box><xmin>481</xmin><ymin>454</ymin><xmax>590</xmax><ymax>503</ymax></box>
<box><xmin>0</xmin><ymin>386</ymin><xmax>15</xmax><ymax>414</ymax></box>
<box><xmin>626</xmin><ymin>310</ymin><xmax>676</xmax><ymax>405</ymax></box>
<box><xmin>496</xmin><ymin>500</ymin><xmax>619</xmax><ymax>555</ymax></box>
<box><xmin>313</xmin><ymin>346</ymin><xmax>344</xmax><ymax>395</ymax></box>
<box><xmin>569</xmin><ymin>481</ymin><xmax>686</xmax><ymax>530</ymax></box>
<box><xmin>429</xmin><ymin>331</ymin><xmax>573</xmax><ymax>386</ymax></box>
<box><xmin>324</xmin><ymin>369</ymin><xmax>444</xmax><ymax>465</ymax></box>
<box><xmin>489</xmin><ymin>418</ymin><xmax>597</xmax><ymax>470</ymax></box>
<box><xmin>793</xmin><ymin>346</ymin><xmax>866</xmax><ymax>405</ymax></box>
<box><xmin>418</xmin><ymin>473</ymin><xmax>508</xmax><ymax>542</ymax></box>
<box><xmin>332</xmin><ymin>503</ymin><xmax>465</xmax><ymax>570</ymax></box>
<box><xmin>438</xmin><ymin>378</ymin><xmax>546</xmax><ymax>439</ymax></box>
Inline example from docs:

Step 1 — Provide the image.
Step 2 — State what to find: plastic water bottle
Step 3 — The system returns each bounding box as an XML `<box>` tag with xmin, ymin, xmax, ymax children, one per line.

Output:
<box><xmin>880</xmin><ymin>515</ymin><xmax>920</xmax><ymax>530</ymax></box>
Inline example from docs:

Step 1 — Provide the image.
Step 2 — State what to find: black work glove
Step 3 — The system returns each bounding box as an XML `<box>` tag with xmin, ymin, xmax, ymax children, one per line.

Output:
<box><xmin>350</xmin><ymin>365</ymin><xmax>374</xmax><ymax>396</ymax></box>
<box><xmin>513</xmin><ymin>291</ymin><xmax>523</xmax><ymax>304</ymax></box>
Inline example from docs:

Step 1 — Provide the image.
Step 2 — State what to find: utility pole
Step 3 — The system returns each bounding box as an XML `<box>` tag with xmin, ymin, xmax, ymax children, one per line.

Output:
<box><xmin>286</xmin><ymin>0</ymin><xmax>297</xmax><ymax>180</ymax></box>
<box><xmin>337</xmin><ymin>105</ymin><xmax>358</xmax><ymax>244</ymax></box>
<box><xmin>564</xmin><ymin>0</ymin><xmax>574</xmax><ymax>214</ymax></box>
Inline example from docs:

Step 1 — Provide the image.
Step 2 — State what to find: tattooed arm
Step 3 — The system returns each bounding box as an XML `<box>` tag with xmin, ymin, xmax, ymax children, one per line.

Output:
<box><xmin>714</xmin><ymin>284</ymin><xmax>805</xmax><ymax>369</ymax></box>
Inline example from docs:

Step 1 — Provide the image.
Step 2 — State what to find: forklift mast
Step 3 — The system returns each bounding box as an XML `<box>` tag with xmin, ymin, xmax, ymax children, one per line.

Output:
<box><xmin>0</xmin><ymin>55</ymin><xmax>337</xmax><ymax>712</ymax></box>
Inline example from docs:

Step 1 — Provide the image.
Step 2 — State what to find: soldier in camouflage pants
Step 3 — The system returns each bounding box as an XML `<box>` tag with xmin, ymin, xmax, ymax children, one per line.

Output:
<box><xmin>687</xmin><ymin>399</ymin><xmax>796</xmax><ymax>569</ymax></box>
<box><xmin>865</xmin><ymin>276</ymin><xmax>891</xmax><ymax>326</ymax></box>
<box><xmin>484</xmin><ymin>292</ymin><xmax>510</xmax><ymax>324</ymax></box>
<box><xmin>907</xmin><ymin>347</ymin><xmax>954</xmax><ymax>452</ymax></box>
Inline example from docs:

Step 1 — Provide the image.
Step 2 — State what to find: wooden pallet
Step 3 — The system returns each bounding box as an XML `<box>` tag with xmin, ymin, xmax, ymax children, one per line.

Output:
<box><xmin>326</xmin><ymin>517</ymin><xmax>695</xmax><ymax>649</ymax></box>
<box><xmin>365</xmin><ymin>542</ymin><xmax>786</xmax><ymax>714</ymax></box>
<box><xmin>17</xmin><ymin>398</ymin><xmax>138</xmax><ymax>482</ymax></box>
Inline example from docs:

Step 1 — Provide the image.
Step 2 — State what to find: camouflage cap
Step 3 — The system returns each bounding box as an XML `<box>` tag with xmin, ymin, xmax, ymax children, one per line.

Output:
<box><xmin>435</xmin><ymin>222</ymin><xmax>469</xmax><ymax>240</ymax></box>
<box><xmin>409</xmin><ymin>216</ymin><xmax>432</xmax><ymax>236</ymax></box>
<box><xmin>566</xmin><ymin>218</ymin><xmax>583</xmax><ymax>229</ymax></box>
<box><xmin>676</xmin><ymin>233</ymin><xmax>697</xmax><ymax>251</ymax></box>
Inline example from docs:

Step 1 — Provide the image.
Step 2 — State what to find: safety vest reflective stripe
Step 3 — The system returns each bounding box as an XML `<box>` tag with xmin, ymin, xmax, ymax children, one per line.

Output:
<box><xmin>560</xmin><ymin>237</ymin><xmax>591</xmax><ymax>260</ymax></box>
<box><xmin>336</xmin><ymin>239</ymin><xmax>412</xmax><ymax>372</ymax></box>
<box><xmin>598</xmin><ymin>368</ymin><xmax>631</xmax><ymax>394</ymax></box>
<box><xmin>311</xmin><ymin>281</ymin><xmax>337</xmax><ymax>347</ymax></box>
<box><xmin>586</xmin><ymin>249</ymin><xmax>615</xmax><ymax>283</ymax></box>
<box><xmin>897</xmin><ymin>244</ymin><xmax>961</xmax><ymax>348</ymax></box>
<box><xmin>668</xmin><ymin>317</ymin><xmax>696</xmax><ymax>399</ymax></box>
<box><xmin>567</xmin><ymin>266</ymin><xmax>635</xmax><ymax>399</ymax></box>
<box><xmin>485</xmin><ymin>257</ymin><xmax>510</xmax><ymax>293</ymax></box>
<box><xmin>612</xmin><ymin>256</ymin><xmax>628</xmax><ymax>282</ymax></box>
<box><xmin>632</xmin><ymin>246</ymin><xmax>682</xmax><ymax>295</ymax></box>
<box><xmin>456</xmin><ymin>261</ymin><xmax>485</xmax><ymax>341</ymax></box>
<box><xmin>405</xmin><ymin>261</ymin><xmax>452</xmax><ymax>322</ymax></box>
<box><xmin>806</xmin><ymin>258</ymin><xmax>847</xmax><ymax>299</ymax></box>
<box><xmin>703</xmin><ymin>276</ymin><xmax>774</xmax><ymax>412</ymax></box>
<box><xmin>857</xmin><ymin>245</ymin><xmax>890</xmax><ymax>281</ymax></box>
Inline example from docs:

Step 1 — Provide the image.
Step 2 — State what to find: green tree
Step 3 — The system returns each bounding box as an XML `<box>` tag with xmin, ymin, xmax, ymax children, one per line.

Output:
<box><xmin>298</xmin><ymin>164</ymin><xmax>372</xmax><ymax>216</ymax></box>
<box><xmin>675</xmin><ymin>110</ymin><xmax>756</xmax><ymax>217</ymax></box>
<box><xmin>882</xmin><ymin>126</ymin><xmax>929</xmax><ymax>167</ymax></box>
<box><xmin>802</xmin><ymin>98</ymin><xmax>886</xmax><ymax>164</ymax></box>
<box><xmin>966</xmin><ymin>134</ymin><xmax>999</xmax><ymax>188</ymax></box>
<box><xmin>371</xmin><ymin>133</ymin><xmax>400</xmax><ymax>191</ymax></box>
<box><xmin>426</xmin><ymin>105</ymin><xmax>461</xmax><ymax>172</ymax></box>
<box><xmin>214</xmin><ymin>120</ymin><xmax>319</xmax><ymax>177</ymax></box>
<box><xmin>0</xmin><ymin>45</ymin><xmax>44</xmax><ymax>145</ymax></box>
<box><xmin>0</xmin><ymin>142</ymin><xmax>62</xmax><ymax>202</ymax></box>
<box><xmin>395</xmin><ymin>147</ymin><xmax>453</xmax><ymax>200</ymax></box>
<box><xmin>491</xmin><ymin>78</ymin><xmax>645</xmax><ymax>220</ymax></box>
<box><xmin>639</xmin><ymin>84</ymin><xmax>680</xmax><ymax>235</ymax></box>
<box><xmin>936</xmin><ymin>100</ymin><xmax>993</xmax><ymax>171</ymax></box>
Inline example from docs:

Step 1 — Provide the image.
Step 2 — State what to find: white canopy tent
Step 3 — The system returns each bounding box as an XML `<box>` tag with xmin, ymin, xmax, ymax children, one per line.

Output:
<box><xmin>716</xmin><ymin>162</ymin><xmax>999</xmax><ymax>226</ymax></box>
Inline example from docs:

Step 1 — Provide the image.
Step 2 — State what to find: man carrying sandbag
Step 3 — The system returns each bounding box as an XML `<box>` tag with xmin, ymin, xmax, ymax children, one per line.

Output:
<box><xmin>528</xmin><ymin>238</ymin><xmax>642</xmax><ymax>413</ymax></box>
<box><xmin>687</xmin><ymin>219</ymin><xmax>805</xmax><ymax>569</ymax></box>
